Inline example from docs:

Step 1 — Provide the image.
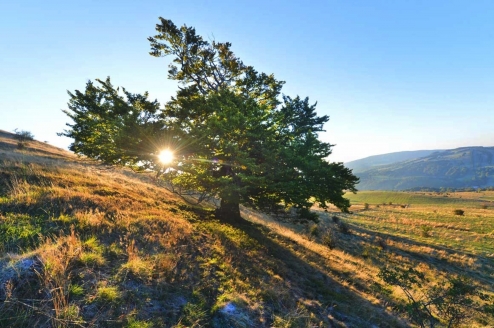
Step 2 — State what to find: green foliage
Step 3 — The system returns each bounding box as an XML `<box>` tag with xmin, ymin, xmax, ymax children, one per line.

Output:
<box><xmin>69</xmin><ymin>284</ymin><xmax>84</xmax><ymax>298</ymax></box>
<box><xmin>126</xmin><ymin>318</ymin><xmax>153</xmax><ymax>328</ymax></box>
<box><xmin>0</xmin><ymin>213</ymin><xmax>42</xmax><ymax>251</ymax></box>
<box><xmin>95</xmin><ymin>286</ymin><xmax>120</xmax><ymax>304</ymax></box>
<box><xmin>379</xmin><ymin>265</ymin><xmax>494</xmax><ymax>327</ymax></box>
<box><xmin>60</xmin><ymin>18</ymin><xmax>358</xmax><ymax>221</ymax></box>
<box><xmin>58</xmin><ymin>77</ymin><xmax>164</xmax><ymax>171</ymax></box>
<box><xmin>453</xmin><ymin>209</ymin><xmax>464</xmax><ymax>216</ymax></box>
<box><xmin>13</xmin><ymin>129</ymin><xmax>34</xmax><ymax>149</ymax></box>
<box><xmin>79</xmin><ymin>252</ymin><xmax>106</xmax><ymax>266</ymax></box>
<box><xmin>421</xmin><ymin>225</ymin><xmax>433</xmax><ymax>237</ymax></box>
<box><xmin>13</xmin><ymin>129</ymin><xmax>34</xmax><ymax>142</ymax></box>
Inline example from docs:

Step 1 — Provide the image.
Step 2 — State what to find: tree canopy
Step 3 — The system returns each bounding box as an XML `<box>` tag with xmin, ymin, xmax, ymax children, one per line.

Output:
<box><xmin>60</xmin><ymin>17</ymin><xmax>358</xmax><ymax>221</ymax></box>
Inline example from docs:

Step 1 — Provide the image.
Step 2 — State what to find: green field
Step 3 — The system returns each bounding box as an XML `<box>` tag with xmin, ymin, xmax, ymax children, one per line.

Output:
<box><xmin>345</xmin><ymin>190</ymin><xmax>494</xmax><ymax>207</ymax></box>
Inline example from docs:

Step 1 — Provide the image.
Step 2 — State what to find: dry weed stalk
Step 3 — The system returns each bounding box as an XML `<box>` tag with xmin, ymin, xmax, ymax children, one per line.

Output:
<box><xmin>36</xmin><ymin>227</ymin><xmax>84</xmax><ymax>327</ymax></box>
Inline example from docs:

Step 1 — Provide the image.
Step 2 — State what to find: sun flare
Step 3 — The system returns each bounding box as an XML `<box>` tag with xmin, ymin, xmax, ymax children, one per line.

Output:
<box><xmin>158</xmin><ymin>149</ymin><xmax>174</xmax><ymax>164</ymax></box>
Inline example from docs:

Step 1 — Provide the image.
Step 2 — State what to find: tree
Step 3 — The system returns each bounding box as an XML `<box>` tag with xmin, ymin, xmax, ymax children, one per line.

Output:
<box><xmin>60</xmin><ymin>18</ymin><xmax>358</xmax><ymax>222</ymax></box>
<box><xmin>13</xmin><ymin>129</ymin><xmax>35</xmax><ymax>149</ymax></box>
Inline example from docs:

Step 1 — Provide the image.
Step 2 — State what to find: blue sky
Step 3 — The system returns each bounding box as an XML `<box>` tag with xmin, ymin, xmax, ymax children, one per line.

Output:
<box><xmin>1</xmin><ymin>0</ymin><xmax>493</xmax><ymax>163</ymax></box>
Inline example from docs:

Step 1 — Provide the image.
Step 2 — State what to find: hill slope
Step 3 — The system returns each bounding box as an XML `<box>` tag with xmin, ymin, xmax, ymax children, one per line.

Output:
<box><xmin>1</xmin><ymin>130</ymin><xmax>493</xmax><ymax>327</ymax></box>
<box><xmin>0</xmin><ymin>130</ymin><xmax>406</xmax><ymax>327</ymax></box>
<box><xmin>345</xmin><ymin>149</ymin><xmax>440</xmax><ymax>173</ymax></box>
<box><xmin>355</xmin><ymin>146</ymin><xmax>494</xmax><ymax>190</ymax></box>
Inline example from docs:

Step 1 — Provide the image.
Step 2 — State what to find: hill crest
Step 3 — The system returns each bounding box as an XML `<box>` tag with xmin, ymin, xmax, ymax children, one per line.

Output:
<box><xmin>354</xmin><ymin>146</ymin><xmax>494</xmax><ymax>190</ymax></box>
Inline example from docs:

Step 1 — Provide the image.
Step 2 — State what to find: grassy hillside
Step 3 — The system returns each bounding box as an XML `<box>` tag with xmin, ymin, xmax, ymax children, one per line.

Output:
<box><xmin>1</xmin><ymin>131</ymin><xmax>493</xmax><ymax>327</ymax></box>
<box><xmin>345</xmin><ymin>150</ymin><xmax>439</xmax><ymax>173</ymax></box>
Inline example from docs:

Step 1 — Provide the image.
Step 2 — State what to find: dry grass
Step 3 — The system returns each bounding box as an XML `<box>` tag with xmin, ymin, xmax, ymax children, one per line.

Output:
<box><xmin>1</xmin><ymin>130</ymin><xmax>493</xmax><ymax>327</ymax></box>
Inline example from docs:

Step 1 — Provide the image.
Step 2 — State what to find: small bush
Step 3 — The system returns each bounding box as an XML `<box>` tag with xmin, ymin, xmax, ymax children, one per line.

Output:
<box><xmin>421</xmin><ymin>225</ymin><xmax>432</xmax><ymax>237</ymax></box>
<box><xmin>337</xmin><ymin>222</ymin><xmax>350</xmax><ymax>234</ymax></box>
<box><xmin>309</xmin><ymin>224</ymin><xmax>319</xmax><ymax>237</ymax></box>
<box><xmin>482</xmin><ymin>204</ymin><xmax>488</xmax><ymax>210</ymax></box>
<box><xmin>364</xmin><ymin>203</ymin><xmax>370</xmax><ymax>210</ymax></box>
<box><xmin>331</xmin><ymin>215</ymin><xmax>340</xmax><ymax>224</ymax></box>
<box><xmin>297</xmin><ymin>207</ymin><xmax>319</xmax><ymax>222</ymax></box>
<box><xmin>453</xmin><ymin>209</ymin><xmax>465</xmax><ymax>216</ymax></box>
<box><xmin>321</xmin><ymin>228</ymin><xmax>337</xmax><ymax>249</ymax></box>
<box><xmin>13</xmin><ymin>129</ymin><xmax>34</xmax><ymax>149</ymax></box>
<box><xmin>13</xmin><ymin>129</ymin><xmax>34</xmax><ymax>142</ymax></box>
<box><xmin>376</xmin><ymin>237</ymin><xmax>387</xmax><ymax>250</ymax></box>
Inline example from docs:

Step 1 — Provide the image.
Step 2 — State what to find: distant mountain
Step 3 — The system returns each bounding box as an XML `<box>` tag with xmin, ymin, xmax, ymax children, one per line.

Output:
<box><xmin>345</xmin><ymin>149</ymin><xmax>440</xmax><ymax>173</ymax></box>
<box><xmin>353</xmin><ymin>147</ymin><xmax>494</xmax><ymax>190</ymax></box>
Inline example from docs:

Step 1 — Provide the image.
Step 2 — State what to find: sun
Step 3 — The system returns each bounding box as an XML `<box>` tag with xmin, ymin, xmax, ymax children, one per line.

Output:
<box><xmin>158</xmin><ymin>149</ymin><xmax>174</xmax><ymax>164</ymax></box>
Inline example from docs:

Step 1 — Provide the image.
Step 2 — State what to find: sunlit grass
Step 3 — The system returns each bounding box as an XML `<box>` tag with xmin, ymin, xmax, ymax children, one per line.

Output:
<box><xmin>1</xmin><ymin>131</ymin><xmax>493</xmax><ymax>327</ymax></box>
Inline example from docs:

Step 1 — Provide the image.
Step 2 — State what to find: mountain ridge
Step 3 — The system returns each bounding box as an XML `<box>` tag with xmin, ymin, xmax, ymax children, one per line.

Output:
<box><xmin>352</xmin><ymin>146</ymin><xmax>494</xmax><ymax>190</ymax></box>
<box><xmin>345</xmin><ymin>149</ymin><xmax>441</xmax><ymax>173</ymax></box>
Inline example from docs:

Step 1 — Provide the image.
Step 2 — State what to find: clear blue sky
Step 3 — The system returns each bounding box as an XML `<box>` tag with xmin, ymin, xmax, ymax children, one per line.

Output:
<box><xmin>1</xmin><ymin>0</ymin><xmax>493</xmax><ymax>163</ymax></box>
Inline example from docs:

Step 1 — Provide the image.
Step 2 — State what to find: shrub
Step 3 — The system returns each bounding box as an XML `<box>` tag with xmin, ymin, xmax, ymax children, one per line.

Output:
<box><xmin>297</xmin><ymin>207</ymin><xmax>319</xmax><ymax>222</ymax></box>
<box><xmin>421</xmin><ymin>225</ymin><xmax>432</xmax><ymax>238</ymax></box>
<box><xmin>13</xmin><ymin>129</ymin><xmax>34</xmax><ymax>149</ymax></box>
<box><xmin>376</xmin><ymin>237</ymin><xmax>387</xmax><ymax>250</ymax></box>
<box><xmin>321</xmin><ymin>228</ymin><xmax>337</xmax><ymax>249</ymax></box>
<box><xmin>337</xmin><ymin>222</ymin><xmax>350</xmax><ymax>234</ymax></box>
<box><xmin>364</xmin><ymin>203</ymin><xmax>370</xmax><ymax>210</ymax></box>
<box><xmin>331</xmin><ymin>215</ymin><xmax>340</xmax><ymax>224</ymax></box>
<box><xmin>309</xmin><ymin>224</ymin><xmax>319</xmax><ymax>237</ymax></box>
<box><xmin>453</xmin><ymin>209</ymin><xmax>464</xmax><ymax>216</ymax></box>
<box><xmin>13</xmin><ymin>129</ymin><xmax>34</xmax><ymax>142</ymax></box>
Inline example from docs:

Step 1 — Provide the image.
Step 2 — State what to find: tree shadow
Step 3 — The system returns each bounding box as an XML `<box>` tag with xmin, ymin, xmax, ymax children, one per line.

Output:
<box><xmin>210</xmin><ymin>217</ymin><xmax>409</xmax><ymax>327</ymax></box>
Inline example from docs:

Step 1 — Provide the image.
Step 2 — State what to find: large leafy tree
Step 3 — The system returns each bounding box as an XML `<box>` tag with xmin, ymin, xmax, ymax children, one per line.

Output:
<box><xmin>60</xmin><ymin>18</ymin><xmax>358</xmax><ymax>221</ymax></box>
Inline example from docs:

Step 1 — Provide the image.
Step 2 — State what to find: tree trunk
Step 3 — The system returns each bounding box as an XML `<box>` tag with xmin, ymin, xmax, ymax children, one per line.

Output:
<box><xmin>215</xmin><ymin>165</ymin><xmax>243</xmax><ymax>222</ymax></box>
<box><xmin>216</xmin><ymin>197</ymin><xmax>242</xmax><ymax>222</ymax></box>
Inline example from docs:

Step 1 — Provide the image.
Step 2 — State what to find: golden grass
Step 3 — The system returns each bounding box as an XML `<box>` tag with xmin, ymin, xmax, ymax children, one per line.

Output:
<box><xmin>1</xmin><ymin>130</ymin><xmax>492</xmax><ymax>327</ymax></box>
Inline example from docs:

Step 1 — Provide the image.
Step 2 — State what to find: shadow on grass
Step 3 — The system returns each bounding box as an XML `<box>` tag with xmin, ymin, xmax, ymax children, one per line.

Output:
<box><xmin>208</xmin><ymin>217</ymin><xmax>407</xmax><ymax>327</ymax></box>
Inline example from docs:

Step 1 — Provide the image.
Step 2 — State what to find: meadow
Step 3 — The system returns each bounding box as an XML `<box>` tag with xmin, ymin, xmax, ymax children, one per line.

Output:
<box><xmin>0</xmin><ymin>131</ymin><xmax>493</xmax><ymax>327</ymax></box>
